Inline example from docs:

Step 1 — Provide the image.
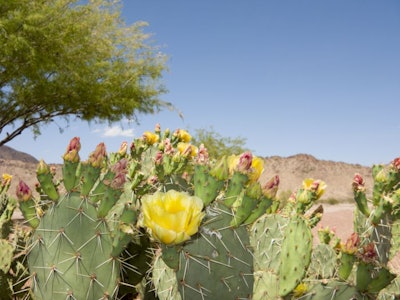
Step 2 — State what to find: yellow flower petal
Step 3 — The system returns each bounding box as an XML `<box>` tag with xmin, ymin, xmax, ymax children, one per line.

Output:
<box><xmin>141</xmin><ymin>190</ymin><xmax>204</xmax><ymax>245</ymax></box>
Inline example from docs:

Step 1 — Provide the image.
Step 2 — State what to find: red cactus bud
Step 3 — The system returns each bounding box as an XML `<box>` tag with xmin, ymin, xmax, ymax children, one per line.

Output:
<box><xmin>16</xmin><ymin>180</ymin><xmax>32</xmax><ymax>202</ymax></box>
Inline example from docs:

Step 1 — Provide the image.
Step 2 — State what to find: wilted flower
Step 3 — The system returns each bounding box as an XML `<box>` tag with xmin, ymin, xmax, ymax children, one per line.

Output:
<box><xmin>140</xmin><ymin>190</ymin><xmax>205</xmax><ymax>245</ymax></box>
<box><xmin>142</xmin><ymin>131</ymin><xmax>159</xmax><ymax>145</ymax></box>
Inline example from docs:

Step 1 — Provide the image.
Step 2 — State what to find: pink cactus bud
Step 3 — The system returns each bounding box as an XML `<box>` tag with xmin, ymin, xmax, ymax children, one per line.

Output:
<box><xmin>89</xmin><ymin>142</ymin><xmax>107</xmax><ymax>167</ymax></box>
<box><xmin>111</xmin><ymin>172</ymin><xmax>126</xmax><ymax>189</ymax></box>
<box><xmin>392</xmin><ymin>157</ymin><xmax>400</xmax><ymax>170</ymax></box>
<box><xmin>111</xmin><ymin>158</ymin><xmax>128</xmax><ymax>174</ymax></box>
<box><xmin>237</xmin><ymin>152</ymin><xmax>253</xmax><ymax>172</ymax></box>
<box><xmin>352</xmin><ymin>173</ymin><xmax>365</xmax><ymax>191</ymax></box>
<box><xmin>16</xmin><ymin>180</ymin><xmax>32</xmax><ymax>202</ymax></box>
<box><xmin>63</xmin><ymin>137</ymin><xmax>81</xmax><ymax>162</ymax></box>
<box><xmin>262</xmin><ymin>175</ymin><xmax>280</xmax><ymax>198</ymax></box>
<box><xmin>109</xmin><ymin>158</ymin><xmax>128</xmax><ymax>189</ymax></box>
<box><xmin>154</xmin><ymin>151</ymin><xmax>163</xmax><ymax>165</ymax></box>
<box><xmin>196</xmin><ymin>144</ymin><xmax>209</xmax><ymax>164</ymax></box>
<box><xmin>163</xmin><ymin>138</ymin><xmax>174</xmax><ymax>155</ymax></box>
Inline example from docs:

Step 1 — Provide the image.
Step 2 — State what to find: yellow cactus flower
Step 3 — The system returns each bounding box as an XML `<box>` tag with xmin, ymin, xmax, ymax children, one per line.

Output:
<box><xmin>249</xmin><ymin>156</ymin><xmax>264</xmax><ymax>183</ymax></box>
<box><xmin>142</xmin><ymin>131</ymin><xmax>159</xmax><ymax>145</ymax></box>
<box><xmin>302</xmin><ymin>178</ymin><xmax>327</xmax><ymax>200</ymax></box>
<box><xmin>176</xmin><ymin>129</ymin><xmax>191</xmax><ymax>143</ymax></box>
<box><xmin>140</xmin><ymin>190</ymin><xmax>205</xmax><ymax>245</ymax></box>
<box><xmin>1</xmin><ymin>173</ymin><xmax>12</xmax><ymax>187</ymax></box>
<box><xmin>177</xmin><ymin>142</ymin><xmax>198</xmax><ymax>157</ymax></box>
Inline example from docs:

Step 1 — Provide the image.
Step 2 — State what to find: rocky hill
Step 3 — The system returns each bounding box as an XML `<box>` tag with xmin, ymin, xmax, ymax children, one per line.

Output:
<box><xmin>260</xmin><ymin>153</ymin><xmax>373</xmax><ymax>202</ymax></box>
<box><xmin>0</xmin><ymin>146</ymin><xmax>374</xmax><ymax>202</ymax></box>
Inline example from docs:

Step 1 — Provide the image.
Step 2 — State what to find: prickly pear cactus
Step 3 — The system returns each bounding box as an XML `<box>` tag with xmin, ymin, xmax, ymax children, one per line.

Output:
<box><xmin>27</xmin><ymin>192</ymin><xmax>120</xmax><ymax>299</ymax></box>
<box><xmin>250</xmin><ymin>213</ymin><xmax>313</xmax><ymax>299</ymax></box>
<box><xmin>16</xmin><ymin>138</ymin><xmax>140</xmax><ymax>300</ymax></box>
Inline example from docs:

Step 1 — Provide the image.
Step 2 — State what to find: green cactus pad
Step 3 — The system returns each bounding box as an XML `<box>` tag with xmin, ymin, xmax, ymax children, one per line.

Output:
<box><xmin>301</xmin><ymin>281</ymin><xmax>367</xmax><ymax>299</ymax></box>
<box><xmin>27</xmin><ymin>193</ymin><xmax>119</xmax><ymax>300</ymax></box>
<box><xmin>153</xmin><ymin>251</ymin><xmax>182</xmax><ymax>300</ymax></box>
<box><xmin>250</xmin><ymin>214</ymin><xmax>289</xmax><ymax>299</ymax></box>
<box><xmin>175</xmin><ymin>203</ymin><xmax>253</xmax><ymax>299</ymax></box>
<box><xmin>307</xmin><ymin>244</ymin><xmax>337</xmax><ymax>280</ymax></box>
<box><xmin>193</xmin><ymin>165</ymin><xmax>224</xmax><ymax>206</ymax></box>
<box><xmin>377</xmin><ymin>274</ymin><xmax>400</xmax><ymax>300</ymax></box>
<box><xmin>279</xmin><ymin>215</ymin><xmax>313</xmax><ymax>297</ymax></box>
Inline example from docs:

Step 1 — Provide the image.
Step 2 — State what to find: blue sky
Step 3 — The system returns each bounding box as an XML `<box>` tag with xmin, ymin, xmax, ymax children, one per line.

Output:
<box><xmin>6</xmin><ymin>1</ymin><xmax>400</xmax><ymax>166</ymax></box>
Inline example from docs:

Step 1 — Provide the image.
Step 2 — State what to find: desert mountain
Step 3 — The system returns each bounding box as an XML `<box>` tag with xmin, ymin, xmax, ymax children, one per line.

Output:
<box><xmin>0</xmin><ymin>146</ymin><xmax>374</xmax><ymax>202</ymax></box>
<box><xmin>260</xmin><ymin>154</ymin><xmax>373</xmax><ymax>201</ymax></box>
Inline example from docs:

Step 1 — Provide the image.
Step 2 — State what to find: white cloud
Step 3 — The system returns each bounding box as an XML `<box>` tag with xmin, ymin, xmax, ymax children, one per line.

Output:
<box><xmin>95</xmin><ymin>126</ymin><xmax>135</xmax><ymax>138</ymax></box>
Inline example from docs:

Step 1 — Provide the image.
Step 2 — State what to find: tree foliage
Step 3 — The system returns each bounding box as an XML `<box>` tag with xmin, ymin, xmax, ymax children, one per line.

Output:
<box><xmin>191</xmin><ymin>127</ymin><xmax>250</xmax><ymax>160</ymax></box>
<box><xmin>0</xmin><ymin>0</ymin><xmax>169</xmax><ymax>146</ymax></box>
